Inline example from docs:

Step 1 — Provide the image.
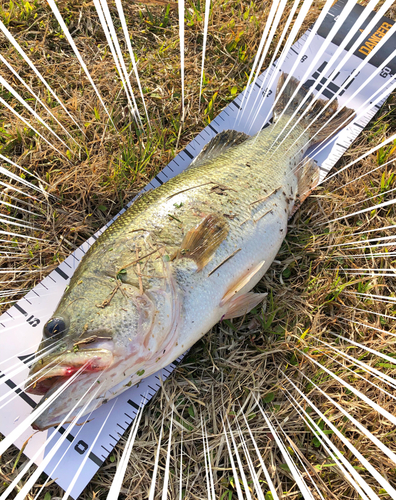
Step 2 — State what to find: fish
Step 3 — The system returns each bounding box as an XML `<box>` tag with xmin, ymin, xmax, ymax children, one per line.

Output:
<box><xmin>26</xmin><ymin>73</ymin><xmax>354</xmax><ymax>430</ymax></box>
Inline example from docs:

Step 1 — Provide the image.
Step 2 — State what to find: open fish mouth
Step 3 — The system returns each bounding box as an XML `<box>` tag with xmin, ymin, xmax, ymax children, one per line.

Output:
<box><xmin>25</xmin><ymin>348</ymin><xmax>114</xmax><ymax>396</ymax></box>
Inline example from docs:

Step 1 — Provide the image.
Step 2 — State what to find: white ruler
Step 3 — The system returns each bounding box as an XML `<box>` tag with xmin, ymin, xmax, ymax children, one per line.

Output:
<box><xmin>0</xmin><ymin>1</ymin><xmax>395</xmax><ymax>497</ymax></box>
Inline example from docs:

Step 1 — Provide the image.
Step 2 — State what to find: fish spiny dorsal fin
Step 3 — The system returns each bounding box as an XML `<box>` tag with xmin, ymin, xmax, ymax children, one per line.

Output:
<box><xmin>173</xmin><ymin>214</ymin><xmax>229</xmax><ymax>271</ymax></box>
<box><xmin>273</xmin><ymin>72</ymin><xmax>355</xmax><ymax>145</ymax></box>
<box><xmin>188</xmin><ymin>130</ymin><xmax>250</xmax><ymax>169</ymax></box>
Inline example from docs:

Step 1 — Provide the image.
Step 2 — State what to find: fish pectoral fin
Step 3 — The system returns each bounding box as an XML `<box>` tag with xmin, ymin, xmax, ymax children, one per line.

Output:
<box><xmin>187</xmin><ymin>130</ymin><xmax>250</xmax><ymax>169</ymax></box>
<box><xmin>174</xmin><ymin>214</ymin><xmax>229</xmax><ymax>271</ymax></box>
<box><xmin>223</xmin><ymin>292</ymin><xmax>267</xmax><ymax>319</ymax></box>
<box><xmin>290</xmin><ymin>157</ymin><xmax>320</xmax><ymax>217</ymax></box>
<box><xmin>220</xmin><ymin>260</ymin><xmax>266</xmax><ymax>306</ymax></box>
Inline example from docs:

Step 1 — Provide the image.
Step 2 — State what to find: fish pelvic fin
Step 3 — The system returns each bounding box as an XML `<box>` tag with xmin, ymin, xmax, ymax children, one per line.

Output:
<box><xmin>273</xmin><ymin>72</ymin><xmax>355</xmax><ymax>145</ymax></box>
<box><xmin>174</xmin><ymin>214</ymin><xmax>229</xmax><ymax>271</ymax></box>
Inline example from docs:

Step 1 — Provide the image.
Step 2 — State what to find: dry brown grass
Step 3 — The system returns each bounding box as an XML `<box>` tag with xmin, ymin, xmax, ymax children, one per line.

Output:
<box><xmin>0</xmin><ymin>0</ymin><xmax>396</xmax><ymax>498</ymax></box>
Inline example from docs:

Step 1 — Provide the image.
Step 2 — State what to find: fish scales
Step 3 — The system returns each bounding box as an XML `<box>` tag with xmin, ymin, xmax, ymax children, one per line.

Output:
<box><xmin>26</xmin><ymin>74</ymin><xmax>354</xmax><ymax>429</ymax></box>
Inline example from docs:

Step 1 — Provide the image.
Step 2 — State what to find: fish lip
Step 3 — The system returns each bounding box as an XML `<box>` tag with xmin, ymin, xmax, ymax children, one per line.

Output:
<box><xmin>25</xmin><ymin>348</ymin><xmax>114</xmax><ymax>396</ymax></box>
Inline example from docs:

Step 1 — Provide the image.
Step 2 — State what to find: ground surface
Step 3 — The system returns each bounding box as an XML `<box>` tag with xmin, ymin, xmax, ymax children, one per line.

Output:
<box><xmin>0</xmin><ymin>0</ymin><xmax>396</xmax><ymax>498</ymax></box>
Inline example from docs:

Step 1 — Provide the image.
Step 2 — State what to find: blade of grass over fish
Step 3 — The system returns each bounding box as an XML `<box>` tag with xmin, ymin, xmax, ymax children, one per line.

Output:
<box><xmin>0</xmin><ymin>96</ymin><xmax>68</xmax><ymax>160</ymax></box>
<box><xmin>285</xmin><ymin>58</ymin><xmax>396</xmax><ymax>168</ymax></box>
<box><xmin>46</xmin><ymin>0</ymin><xmax>115</xmax><ymax>127</ymax></box>
<box><xmin>0</xmin><ymin>55</ymin><xmax>80</xmax><ymax>148</ymax></box>
<box><xmin>114</xmin><ymin>0</ymin><xmax>151</xmax><ymax>128</ymax></box>
<box><xmin>240</xmin><ymin>409</ymin><xmax>279</xmax><ymax>500</ymax></box>
<box><xmin>106</xmin><ymin>406</ymin><xmax>143</xmax><ymax>499</ymax></box>
<box><xmin>148</xmin><ymin>413</ymin><xmax>165</xmax><ymax>500</ymax></box>
<box><xmin>0</xmin><ymin>364</ymin><xmax>89</xmax><ymax>457</ymax></box>
<box><xmin>282</xmin><ymin>372</ymin><xmax>396</xmax><ymax>498</ymax></box>
<box><xmin>0</xmin><ymin>76</ymin><xmax>71</xmax><ymax>151</ymax></box>
<box><xmin>264</xmin><ymin>0</ymin><xmax>390</xmax><ymax>155</ymax></box>
<box><xmin>161</xmin><ymin>408</ymin><xmax>174</xmax><ymax>500</ymax></box>
<box><xmin>2</xmin><ymin>375</ymin><xmax>104</xmax><ymax>500</ymax></box>
<box><xmin>234</xmin><ymin>0</ymin><xmax>288</xmax><ymax>129</ymax></box>
<box><xmin>93</xmin><ymin>0</ymin><xmax>142</xmax><ymax>128</ymax></box>
<box><xmin>282</xmin><ymin>390</ymin><xmax>372</xmax><ymax>500</ymax></box>
<box><xmin>254</xmin><ymin>396</ymin><xmax>316</xmax><ymax>500</ymax></box>
<box><xmin>0</xmin><ymin>21</ymin><xmax>83</xmax><ymax>135</ymax></box>
<box><xmin>244</xmin><ymin>0</ymin><xmax>302</xmax><ymax>132</ymax></box>
<box><xmin>199</xmin><ymin>0</ymin><xmax>211</xmax><ymax>108</ymax></box>
<box><xmin>286</xmin><ymin>66</ymin><xmax>396</xmax><ymax>172</ymax></box>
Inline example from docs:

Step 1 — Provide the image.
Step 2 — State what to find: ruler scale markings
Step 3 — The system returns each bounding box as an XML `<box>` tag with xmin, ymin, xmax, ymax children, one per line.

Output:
<box><xmin>208</xmin><ymin>124</ymin><xmax>218</xmax><ymax>134</ymax></box>
<box><xmin>4</xmin><ymin>378</ymin><xmax>37</xmax><ymax>408</ymax></box>
<box><xmin>1</xmin><ymin>3</ymin><xmax>394</xmax><ymax>498</ymax></box>
<box><xmin>54</xmin><ymin>268</ymin><xmax>69</xmax><ymax>280</ymax></box>
<box><xmin>14</xmin><ymin>303</ymin><xmax>27</xmax><ymax>316</ymax></box>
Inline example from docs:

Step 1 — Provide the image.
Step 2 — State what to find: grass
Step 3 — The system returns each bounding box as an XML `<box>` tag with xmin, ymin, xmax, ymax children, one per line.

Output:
<box><xmin>0</xmin><ymin>0</ymin><xmax>396</xmax><ymax>499</ymax></box>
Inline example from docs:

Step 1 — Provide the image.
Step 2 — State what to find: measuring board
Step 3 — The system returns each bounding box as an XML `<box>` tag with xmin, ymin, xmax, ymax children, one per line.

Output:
<box><xmin>0</xmin><ymin>1</ymin><xmax>395</xmax><ymax>497</ymax></box>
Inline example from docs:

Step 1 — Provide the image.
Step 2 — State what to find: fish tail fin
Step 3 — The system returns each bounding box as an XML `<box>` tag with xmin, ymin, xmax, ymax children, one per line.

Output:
<box><xmin>273</xmin><ymin>72</ymin><xmax>354</xmax><ymax>145</ymax></box>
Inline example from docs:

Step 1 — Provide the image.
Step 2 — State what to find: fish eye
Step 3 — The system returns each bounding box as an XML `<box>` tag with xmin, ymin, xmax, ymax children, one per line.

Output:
<box><xmin>44</xmin><ymin>317</ymin><xmax>67</xmax><ymax>338</ymax></box>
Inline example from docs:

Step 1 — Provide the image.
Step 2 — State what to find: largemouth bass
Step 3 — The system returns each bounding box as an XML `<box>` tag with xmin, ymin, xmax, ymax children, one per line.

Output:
<box><xmin>26</xmin><ymin>74</ymin><xmax>353</xmax><ymax>430</ymax></box>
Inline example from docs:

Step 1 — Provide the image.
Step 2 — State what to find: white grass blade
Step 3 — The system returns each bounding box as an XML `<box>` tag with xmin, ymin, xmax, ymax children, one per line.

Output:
<box><xmin>46</xmin><ymin>0</ymin><xmax>115</xmax><ymax>126</ymax></box>
<box><xmin>0</xmin><ymin>20</ymin><xmax>83</xmax><ymax>134</ymax></box>
<box><xmin>106</xmin><ymin>406</ymin><xmax>143</xmax><ymax>499</ymax></box>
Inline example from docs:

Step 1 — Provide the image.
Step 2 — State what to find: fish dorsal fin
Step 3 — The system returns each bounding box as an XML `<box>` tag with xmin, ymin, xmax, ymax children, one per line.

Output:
<box><xmin>173</xmin><ymin>214</ymin><xmax>229</xmax><ymax>271</ymax></box>
<box><xmin>188</xmin><ymin>130</ymin><xmax>250</xmax><ymax>169</ymax></box>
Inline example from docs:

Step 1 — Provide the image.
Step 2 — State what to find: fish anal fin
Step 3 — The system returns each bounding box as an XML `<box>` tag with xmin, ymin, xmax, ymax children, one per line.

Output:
<box><xmin>290</xmin><ymin>157</ymin><xmax>320</xmax><ymax>217</ymax></box>
<box><xmin>175</xmin><ymin>214</ymin><xmax>229</xmax><ymax>271</ymax></box>
<box><xmin>188</xmin><ymin>130</ymin><xmax>250</xmax><ymax>169</ymax></box>
<box><xmin>223</xmin><ymin>292</ymin><xmax>267</xmax><ymax>319</ymax></box>
<box><xmin>220</xmin><ymin>260</ymin><xmax>266</xmax><ymax>306</ymax></box>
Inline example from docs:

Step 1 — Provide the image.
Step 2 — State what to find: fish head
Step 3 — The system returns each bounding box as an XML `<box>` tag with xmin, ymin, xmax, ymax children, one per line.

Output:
<box><xmin>26</xmin><ymin>263</ymin><xmax>180</xmax><ymax>430</ymax></box>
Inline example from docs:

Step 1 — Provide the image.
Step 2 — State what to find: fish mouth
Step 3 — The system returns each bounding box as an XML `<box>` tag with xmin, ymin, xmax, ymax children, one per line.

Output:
<box><xmin>25</xmin><ymin>348</ymin><xmax>114</xmax><ymax>396</ymax></box>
